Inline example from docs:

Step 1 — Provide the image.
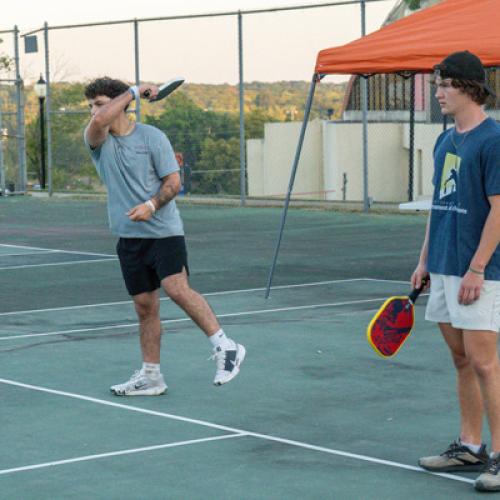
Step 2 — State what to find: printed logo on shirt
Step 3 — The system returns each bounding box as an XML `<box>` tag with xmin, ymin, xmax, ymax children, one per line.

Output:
<box><xmin>439</xmin><ymin>152</ymin><xmax>461</xmax><ymax>200</ymax></box>
<box><xmin>135</xmin><ymin>146</ymin><xmax>149</xmax><ymax>155</ymax></box>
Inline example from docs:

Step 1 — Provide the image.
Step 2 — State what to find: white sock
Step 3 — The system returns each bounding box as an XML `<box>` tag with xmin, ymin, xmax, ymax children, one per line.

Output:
<box><xmin>462</xmin><ymin>441</ymin><xmax>482</xmax><ymax>454</ymax></box>
<box><xmin>209</xmin><ymin>329</ymin><xmax>233</xmax><ymax>350</ymax></box>
<box><xmin>142</xmin><ymin>362</ymin><xmax>161</xmax><ymax>378</ymax></box>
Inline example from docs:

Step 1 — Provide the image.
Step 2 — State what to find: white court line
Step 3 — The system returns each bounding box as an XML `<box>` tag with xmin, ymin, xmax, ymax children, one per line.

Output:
<box><xmin>0</xmin><ymin>243</ymin><xmax>114</xmax><ymax>258</ymax></box>
<box><xmin>0</xmin><ymin>278</ymin><xmax>368</xmax><ymax>317</ymax></box>
<box><xmin>0</xmin><ymin>277</ymin><xmax>408</xmax><ymax>317</ymax></box>
<box><xmin>0</xmin><ymin>378</ymin><xmax>473</xmax><ymax>484</ymax></box>
<box><xmin>0</xmin><ymin>434</ymin><xmax>245</xmax><ymax>476</ymax></box>
<box><xmin>0</xmin><ymin>296</ymin><xmax>394</xmax><ymax>341</ymax></box>
<box><xmin>0</xmin><ymin>293</ymin><xmax>429</xmax><ymax>342</ymax></box>
<box><xmin>0</xmin><ymin>258</ymin><xmax>117</xmax><ymax>271</ymax></box>
<box><xmin>363</xmin><ymin>278</ymin><xmax>410</xmax><ymax>285</ymax></box>
<box><xmin>0</xmin><ymin>251</ymin><xmax>59</xmax><ymax>257</ymax></box>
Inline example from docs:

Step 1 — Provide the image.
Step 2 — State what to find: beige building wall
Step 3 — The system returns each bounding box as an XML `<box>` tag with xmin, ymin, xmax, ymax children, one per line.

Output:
<box><xmin>247</xmin><ymin>120</ymin><xmax>443</xmax><ymax>203</ymax></box>
<box><xmin>323</xmin><ymin>122</ymin><xmax>408</xmax><ymax>203</ymax></box>
<box><xmin>402</xmin><ymin>123</ymin><xmax>443</xmax><ymax>199</ymax></box>
<box><xmin>247</xmin><ymin>120</ymin><xmax>324</xmax><ymax>199</ymax></box>
<box><xmin>247</xmin><ymin>138</ymin><xmax>265</xmax><ymax>195</ymax></box>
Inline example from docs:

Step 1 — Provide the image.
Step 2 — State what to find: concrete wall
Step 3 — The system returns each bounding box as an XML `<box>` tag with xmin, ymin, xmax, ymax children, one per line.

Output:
<box><xmin>247</xmin><ymin>120</ymin><xmax>444</xmax><ymax>203</ymax></box>
<box><xmin>402</xmin><ymin>123</ymin><xmax>443</xmax><ymax>199</ymax></box>
<box><xmin>247</xmin><ymin>138</ymin><xmax>265</xmax><ymax>196</ymax></box>
<box><xmin>247</xmin><ymin>120</ymin><xmax>324</xmax><ymax>200</ymax></box>
<box><xmin>323</xmin><ymin>122</ymin><xmax>408</xmax><ymax>203</ymax></box>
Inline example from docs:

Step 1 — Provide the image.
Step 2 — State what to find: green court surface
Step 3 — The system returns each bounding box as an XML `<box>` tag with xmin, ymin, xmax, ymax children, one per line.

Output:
<box><xmin>0</xmin><ymin>197</ymin><xmax>488</xmax><ymax>499</ymax></box>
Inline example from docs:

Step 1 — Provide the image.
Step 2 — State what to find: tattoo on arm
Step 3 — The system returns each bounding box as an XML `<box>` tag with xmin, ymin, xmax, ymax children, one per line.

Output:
<box><xmin>152</xmin><ymin>175</ymin><xmax>179</xmax><ymax>209</ymax></box>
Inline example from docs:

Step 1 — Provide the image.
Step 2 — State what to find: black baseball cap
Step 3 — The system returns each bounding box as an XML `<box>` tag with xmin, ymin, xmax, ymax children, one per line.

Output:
<box><xmin>434</xmin><ymin>50</ymin><xmax>496</xmax><ymax>97</ymax></box>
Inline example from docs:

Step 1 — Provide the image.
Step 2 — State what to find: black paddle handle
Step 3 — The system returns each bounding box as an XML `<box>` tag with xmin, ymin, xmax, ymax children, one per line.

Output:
<box><xmin>408</xmin><ymin>277</ymin><xmax>428</xmax><ymax>304</ymax></box>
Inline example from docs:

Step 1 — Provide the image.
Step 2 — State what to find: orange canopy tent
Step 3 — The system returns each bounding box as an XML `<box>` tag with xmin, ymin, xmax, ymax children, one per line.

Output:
<box><xmin>316</xmin><ymin>0</ymin><xmax>500</xmax><ymax>75</ymax></box>
<box><xmin>266</xmin><ymin>0</ymin><xmax>499</xmax><ymax>297</ymax></box>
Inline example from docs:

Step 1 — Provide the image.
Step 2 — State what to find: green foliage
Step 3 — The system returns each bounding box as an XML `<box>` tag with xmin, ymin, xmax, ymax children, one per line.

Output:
<box><xmin>25</xmin><ymin>83</ymin><xmax>97</xmax><ymax>190</ymax></box>
<box><xmin>245</xmin><ymin>108</ymin><xmax>276</xmax><ymax>138</ymax></box>
<box><xmin>0</xmin><ymin>38</ymin><xmax>13</xmax><ymax>74</ymax></box>
<box><xmin>183</xmin><ymin>81</ymin><xmax>345</xmax><ymax>120</ymax></box>
<box><xmin>146</xmin><ymin>93</ymin><xmax>239</xmax><ymax>168</ymax></box>
<box><xmin>24</xmin><ymin>79</ymin><xmax>346</xmax><ymax>194</ymax></box>
<box><xmin>25</xmin><ymin>114</ymin><xmax>42</xmax><ymax>185</ymax></box>
<box><xmin>404</xmin><ymin>0</ymin><xmax>422</xmax><ymax>10</ymax></box>
<box><xmin>193</xmin><ymin>137</ymin><xmax>240</xmax><ymax>194</ymax></box>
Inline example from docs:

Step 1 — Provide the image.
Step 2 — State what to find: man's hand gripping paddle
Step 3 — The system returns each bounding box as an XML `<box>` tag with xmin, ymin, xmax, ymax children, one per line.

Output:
<box><xmin>144</xmin><ymin>77</ymin><xmax>185</xmax><ymax>102</ymax></box>
<box><xmin>366</xmin><ymin>279</ymin><xmax>427</xmax><ymax>358</ymax></box>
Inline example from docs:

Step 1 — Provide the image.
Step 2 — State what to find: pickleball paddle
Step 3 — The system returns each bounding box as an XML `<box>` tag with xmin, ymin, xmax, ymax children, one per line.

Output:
<box><xmin>367</xmin><ymin>279</ymin><xmax>427</xmax><ymax>358</ymax></box>
<box><xmin>144</xmin><ymin>77</ymin><xmax>185</xmax><ymax>102</ymax></box>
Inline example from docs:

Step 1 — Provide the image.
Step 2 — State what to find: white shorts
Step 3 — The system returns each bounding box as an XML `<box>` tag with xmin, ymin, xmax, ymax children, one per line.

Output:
<box><xmin>425</xmin><ymin>273</ymin><xmax>500</xmax><ymax>332</ymax></box>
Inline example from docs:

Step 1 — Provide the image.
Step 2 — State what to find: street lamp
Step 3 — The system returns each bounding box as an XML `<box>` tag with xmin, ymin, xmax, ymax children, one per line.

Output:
<box><xmin>34</xmin><ymin>74</ymin><xmax>47</xmax><ymax>190</ymax></box>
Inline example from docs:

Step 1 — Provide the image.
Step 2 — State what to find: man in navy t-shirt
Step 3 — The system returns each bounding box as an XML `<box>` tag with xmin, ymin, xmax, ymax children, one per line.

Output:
<box><xmin>411</xmin><ymin>51</ymin><xmax>500</xmax><ymax>492</ymax></box>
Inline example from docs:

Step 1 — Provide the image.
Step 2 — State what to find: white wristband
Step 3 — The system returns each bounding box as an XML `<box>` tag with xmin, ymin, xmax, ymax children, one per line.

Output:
<box><xmin>145</xmin><ymin>200</ymin><xmax>156</xmax><ymax>213</ymax></box>
<box><xmin>128</xmin><ymin>85</ymin><xmax>139</xmax><ymax>100</ymax></box>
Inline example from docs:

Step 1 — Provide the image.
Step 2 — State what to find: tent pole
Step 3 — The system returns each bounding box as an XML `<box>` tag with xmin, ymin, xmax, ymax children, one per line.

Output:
<box><xmin>408</xmin><ymin>74</ymin><xmax>415</xmax><ymax>201</ymax></box>
<box><xmin>360</xmin><ymin>0</ymin><xmax>369</xmax><ymax>212</ymax></box>
<box><xmin>265</xmin><ymin>74</ymin><xmax>318</xmax><ymax>299</ymax></box>
<box><xmin>361</xmin><ymin>76</ymin><xmax>369</xmax><ymax>211</ymax></box>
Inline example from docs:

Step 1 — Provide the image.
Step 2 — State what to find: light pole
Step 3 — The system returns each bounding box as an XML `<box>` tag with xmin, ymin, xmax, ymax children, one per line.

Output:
<box><xmin>34</xmin><ymin>74</ymin><xmax>47</xmax><ymax>190</ymax></box>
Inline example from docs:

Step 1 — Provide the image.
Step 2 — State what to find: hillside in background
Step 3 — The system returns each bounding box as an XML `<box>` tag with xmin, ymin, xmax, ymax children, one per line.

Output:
<box><xmin>5</xmin><ymin>79</ymin><xmax>347</xmax><ymax>193</ymax></box>
<box><xmin>19</xmin><ymin>80</ymin><xmax>347</xmax><ymax>123</ymax></box>
<box><xmin>181</xmin><ymin>81</ymin><xmax>347</xmax><ymax>120</ymax></box>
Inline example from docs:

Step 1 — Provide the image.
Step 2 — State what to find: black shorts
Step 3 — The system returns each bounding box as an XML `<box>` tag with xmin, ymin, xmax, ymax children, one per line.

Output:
<box><xmin>116</xmin><ymin>236</ymin><xmax>189</xmax><ymax>296</ymax></box>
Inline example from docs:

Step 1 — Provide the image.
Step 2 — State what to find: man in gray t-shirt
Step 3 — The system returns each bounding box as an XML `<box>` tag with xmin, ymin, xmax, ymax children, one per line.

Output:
<box><xmin>84</xmin><ymin>77</ymin><xmax>245</xmax><ymax>395</ymax></box>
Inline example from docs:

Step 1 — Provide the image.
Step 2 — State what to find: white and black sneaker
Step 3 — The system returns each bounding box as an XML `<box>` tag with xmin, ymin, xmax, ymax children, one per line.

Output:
<box><xmin>110</xmin><ymin>369</ymin><xmax>167</xmax><ymax>396</ymax></box>
<box><xmin>212</xmin><ymin>341</ymin><xmax>246</xmax><ymax>386</ymax></box>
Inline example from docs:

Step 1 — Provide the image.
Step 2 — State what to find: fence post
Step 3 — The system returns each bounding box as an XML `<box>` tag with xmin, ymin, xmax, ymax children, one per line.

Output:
<box><xmin>43</xmin><ymin>22</ymin><xmax>53</xmax><ymax>196</ymax></box>
<box><xmin>13</xmin><ymin>25</ymin><xmax>26</xmax><ymax>192</ymax></box>
<box><xmin>238</xmin><ymin>11</ymin><xmax>246</xmax><ymax>206</ymax></box>
<box><xmin>0</xmin><ymin>99</ymin><xmax>5</xmax><ymax>195</ymax></box>
<box><xmin>134</xmin><ymin>19</ymin><xmax>141</xmax><ymax>122</ymax></box>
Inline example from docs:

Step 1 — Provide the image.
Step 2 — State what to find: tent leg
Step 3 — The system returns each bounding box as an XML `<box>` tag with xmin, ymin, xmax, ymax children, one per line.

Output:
<box><xmin>264</xmin><ymin>75</ymin><xmax>318</xmax><ymax>299</ymax></box>
<box><xmin>407</xmin><ymin>74</ymin><xmax>416</xmax><ymax>201</ymax></box>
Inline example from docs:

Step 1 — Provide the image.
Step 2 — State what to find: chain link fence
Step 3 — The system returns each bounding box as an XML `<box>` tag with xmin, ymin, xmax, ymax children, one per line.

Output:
<box><xmin>0</xmin><ymin>27</ymin><xmax>25</xmax><ymax>195</ymax></box>
<box><xmin>3</xmin><ymin>1</ymin><xmax>497</xmax><ymax>206</ymax></box>
<box><xmin>17</xmin><ymin>0</ymin><xmax>392</xmax><ymax>202</ymax></box>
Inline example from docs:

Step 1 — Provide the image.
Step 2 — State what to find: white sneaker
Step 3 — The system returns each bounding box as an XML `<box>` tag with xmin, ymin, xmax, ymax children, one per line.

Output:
<box><xmin>110</xmin><ymin>369</ymin><xmax>167</xmax><ymax>396</ymax></box>
<box><xmin>212</xmin><ymin>342</ymin><xmax>246</xmax><ymax>386</ymax></box>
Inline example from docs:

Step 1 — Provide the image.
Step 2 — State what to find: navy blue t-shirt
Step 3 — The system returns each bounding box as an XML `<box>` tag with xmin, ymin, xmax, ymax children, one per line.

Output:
<box><xmin>428</xmin><ymin>117</ymin><xmax>500</xmax><ymax>280</ymax></box>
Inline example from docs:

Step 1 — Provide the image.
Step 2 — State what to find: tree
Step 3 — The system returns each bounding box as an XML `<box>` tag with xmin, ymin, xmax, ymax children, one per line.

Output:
<box><xmin>25</xmin><ymin>82</ymin><xmax>98</xmax><ymax>190</ymax></box>
<box><xmin>195</xmin><ymin>137</ymin><xmax>240</xmax><ymax>194</ymax></box>
<box><xmin>404</xmin><ymin>0</ymin><xmax>422</xmax><ymax>10</ymax></box>
<box><xmin>0</xmin><ymin>38</ymin><xmax>14</xmax><ymax>77</ymax></box>
<box><xmin>145</xmin><ymin>93</ymin><xmax>240</xmax><ymax>168</ymax></box>
<box><xmin>245</xmin><ymin>108</ymin><xmax>275</xmax><ymax>139</ymax></box>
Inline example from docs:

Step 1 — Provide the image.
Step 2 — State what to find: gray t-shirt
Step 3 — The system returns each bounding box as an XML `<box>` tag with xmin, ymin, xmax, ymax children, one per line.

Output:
<box><xmin>84</xmin><ymin>123</ymin><xmax>184</xmax><ymax>238</ymax></box>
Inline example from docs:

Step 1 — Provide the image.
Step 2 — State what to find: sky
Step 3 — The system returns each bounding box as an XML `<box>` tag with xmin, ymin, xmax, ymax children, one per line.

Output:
<box><xmin>1</xmin><ymin>0</ymin><xmax>397</xmax><ymax>84</ymax></box>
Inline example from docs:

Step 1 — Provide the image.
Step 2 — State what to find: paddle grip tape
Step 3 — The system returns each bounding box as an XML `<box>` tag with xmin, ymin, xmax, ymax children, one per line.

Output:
<box><xmin>408</xmin><ymin>277</ymin><xmax>427</xmax><ymax>304</ymax></box>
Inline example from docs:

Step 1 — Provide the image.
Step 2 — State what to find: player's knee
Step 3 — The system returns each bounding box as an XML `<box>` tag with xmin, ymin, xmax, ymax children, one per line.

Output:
<box><xmin>470</xmin><ymin>358</ymin><xmax>499</xmax><ymax>380</ymax></box>
<box><xmin>134</xmin><ymin>299</ymin><xmax>159</xmax><ymax>320</ymax></box>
